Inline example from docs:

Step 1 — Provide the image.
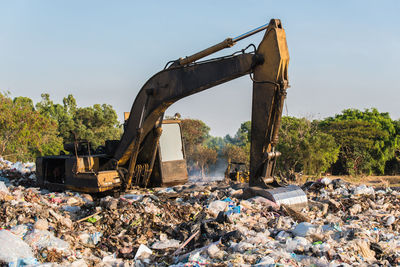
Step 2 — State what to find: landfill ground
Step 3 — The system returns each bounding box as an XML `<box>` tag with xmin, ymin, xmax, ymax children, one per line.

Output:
<box><xmin>0</xmin><ymin>158</ymin><xmax>399</xmax><ymax>266</ymax></box>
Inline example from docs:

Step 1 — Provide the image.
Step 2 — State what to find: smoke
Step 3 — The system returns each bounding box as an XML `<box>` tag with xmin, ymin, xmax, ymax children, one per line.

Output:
<box><xmin>188</xmin><ymin>175</ymin><xmax>224</xmax><ymax>183</ymax></box>
<box><xmin>188</xmin><ymin>159</ymin><xmax>227</xmax><ymax>182</ymax></box>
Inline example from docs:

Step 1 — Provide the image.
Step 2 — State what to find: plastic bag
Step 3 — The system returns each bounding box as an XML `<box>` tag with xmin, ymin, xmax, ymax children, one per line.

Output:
<box><xmin>151</xmin><ymin>239</ymin><xmax>180</xmax><ymax>249</ymax></box>
<box><xmin>0</xmin><ymin>230</ymin><xmax>35</xmax><ymax>263</ymax></box>
<box><xmin>135</xmin><ymin>244</ymin><xmax>153</xmax><ymax>260</ymax></box>
<box><xmin>78</xmin><ymin>232</ymin><xmax>102</xmax><ymax>245</ymax></box>
<box><xmin>24</xmin><ymin>229</ymin><xmax>69</xmax><ymax>252</ymax></box>
<box><xmin>353</xmin><ymin>185</ymin><xmax>374</xmax><ymax>195</ymax></box>
<box><xmin>158</xmin><ymin>187</ymin><xmax>176</xmax><ymax>194</ymax></box>
<box><xmin>292</xmin><ymin>222</ymin><xmax>318</xmax><ymax>237</ymax></box>
<box><xmin>207</xmin><ymin>200</ymin><xmax>229</xmax><ymax>217</ymax></box>
<box><xmin>0</xmin><ymin>181</ymin><xmax>9</xmax><ymax>194</ymax></box>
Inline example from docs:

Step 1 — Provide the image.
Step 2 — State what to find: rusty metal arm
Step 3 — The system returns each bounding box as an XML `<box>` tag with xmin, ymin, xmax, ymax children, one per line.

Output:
<box><xmin>249</xmin><ymin>19</ymin><xmax>290</xmax><ymax>187</ymax></box>
<box><xmin>112</xmin><ymin>52</ymin><xmax>257</xmax><ymax>166</ymax></box>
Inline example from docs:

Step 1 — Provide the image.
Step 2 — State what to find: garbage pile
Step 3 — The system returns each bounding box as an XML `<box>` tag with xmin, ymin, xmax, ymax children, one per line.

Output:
<box><xmin>0</xmin><ymin>157</ymin><xmax>399</xmax><ymax>266</ymax></box>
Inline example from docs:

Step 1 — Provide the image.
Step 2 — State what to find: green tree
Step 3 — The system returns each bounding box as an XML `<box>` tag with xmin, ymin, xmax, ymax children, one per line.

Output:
<box><xmin>0</xmin><ymin>93</ymin><xmax>63</xmax><ymax>161</ymax></box>
<box><xmin>36</xmin><ymin>94</ymin><xmax>122</xmax><ymax>150</ymax></box>
<box><xmin>321</xmin><ymin>108</ymin><xmax>399</xmax><ymax>175</ymax></box>
<box><xmin>223</xmin><ymin>121</ymin><xmax>251</xmax><ymax>166</ymax></box>
<box><xmin>276</xmin><ymin>117</ymin><xmax>339</xmax><ymax>177</ymax></box>
<box><xmin>323</xmin><ymin>120</ymin><xmax>383</xmax><ymax>175</ymax></box>
<box><xmin>225</xmin><ymin>121</ymin><xmax>251</xmax><ymax>147</ymax></box>
<box><xmin>72</xmin><ymin>104</ymin><xmax>122</xmax><ymax>148</ymax></box>
<box><xmin>321</xmin><ymin>108</ymin><xmax>400</xmax><ymax>174</ymax></box>
<box><xmin>181</xmin><ymin>119</ymin><xmax>210</xmax><ymax>151</ymax></box>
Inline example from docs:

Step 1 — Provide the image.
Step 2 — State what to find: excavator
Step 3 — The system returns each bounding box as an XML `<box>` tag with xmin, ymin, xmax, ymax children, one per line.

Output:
<box><xmin>36</xmin><ymin>19</ymin><xmax>307</xmax><ymax>209</ymax></box>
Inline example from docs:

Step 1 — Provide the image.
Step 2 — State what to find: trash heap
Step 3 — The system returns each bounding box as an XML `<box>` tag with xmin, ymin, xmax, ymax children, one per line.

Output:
<box><xmin>0</xmin><ymin>157</ymin><xmax>399</xmax><ymax>266</ymax></box>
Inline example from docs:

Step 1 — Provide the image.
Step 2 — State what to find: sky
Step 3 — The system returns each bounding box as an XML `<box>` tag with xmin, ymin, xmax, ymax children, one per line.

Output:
<box><xmin>1</xmin><ymin>1</ymin><xmax>400</xmax><ymax>137</ymax></box>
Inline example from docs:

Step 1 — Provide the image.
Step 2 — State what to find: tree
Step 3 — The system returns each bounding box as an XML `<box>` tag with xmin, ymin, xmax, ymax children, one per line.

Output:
<box><xmin>0</xmin><ymin>93</ymin><xmax>63</xmax><ymax>162</ymax></box>
<box><xmin>223</xmin><ymin>121</ymin><xmax>251</xmax><ymax>166</ymax></box>
<box><xmin>181</xmin><ymin>119</ymin><xmax>210</xmax><ymax>152</ymax></box>
<box><xmin>191</xmin><ymin>144</ymin><xmax>218</xmax><ymax>177</ymax></box>
<box><xmin>222</xmin><ymin>144</ymin><xmax>248</xmax><ymax>166</ymax></box>
<box><xmin>276</xmin><ymin>117</ymin><xmax>339</xmax><ymax>177</ymax></box>
<box><xmin>180</xmin><ymin>118</ymin><xmax>220</xmax><ymax>176</ymax></box>
<box><xmin>36</xmin><ymin>94</ymin><xmax>122</xmax><ymax>149</ymax></box>
<box><xmin>72</xmin><ymin>104</ymin><xmax>122</xmax><ymax>148</ymax></box>
<box><xmin>321</xmin><ymin>108</ymin><xmax>400</xmax><ymax>175</ymax></box>
<box><xmin>225</xmin><ymin>121</ymin><xmax>251</xmax><ymax>147</ymax></box>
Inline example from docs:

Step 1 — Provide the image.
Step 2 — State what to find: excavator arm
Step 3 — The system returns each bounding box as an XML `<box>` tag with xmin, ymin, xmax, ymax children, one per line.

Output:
<box><xmin>113</xmin><ymin>53</ymin><xmax>255</xmax><ymax>165</ymax></box>
<box><xmin>110</xmin><ymin>19</ymin><xmax>290</xmax><ymax>188</ymax></box>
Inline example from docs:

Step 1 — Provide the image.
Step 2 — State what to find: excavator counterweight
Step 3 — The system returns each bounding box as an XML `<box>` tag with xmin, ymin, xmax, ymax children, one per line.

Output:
<box><xmin>36</xmin><ymin>19</ymin><xmax>307</xmax><ymax>210</ymax></box>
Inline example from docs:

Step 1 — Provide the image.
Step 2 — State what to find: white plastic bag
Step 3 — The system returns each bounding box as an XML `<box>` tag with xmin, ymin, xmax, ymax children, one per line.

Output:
<box><xmin>0</xmin><ymin>230</ymin><xmax>35</xmax><ymax>263</ymax></box>
<box><xmin>24</xmin><ymin>229</ymin><xmax>69</xmax><ymax>252</ymax></box>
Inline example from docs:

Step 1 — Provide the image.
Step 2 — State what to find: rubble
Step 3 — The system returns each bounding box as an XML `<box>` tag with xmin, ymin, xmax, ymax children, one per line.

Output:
<box><xmin>0</xmin><ymin>157</ymin><xmax>399</xmax><ymax>266</ymax></box>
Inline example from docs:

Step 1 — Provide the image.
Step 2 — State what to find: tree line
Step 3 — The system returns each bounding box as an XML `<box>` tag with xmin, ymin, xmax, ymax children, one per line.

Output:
<box><xmin>0</xmin><ymin>92</ymin><xmax>121</xmax><ymax>162</ymax></box>
<box><xmin>182</xmin><ymin>108</ymin><xmax>400</xmax><ymax>177</ymax></box>
<box><xmin>1</xmin><ymin>92</ymin><xmax>400</xmax><ymax>178</ymax></box>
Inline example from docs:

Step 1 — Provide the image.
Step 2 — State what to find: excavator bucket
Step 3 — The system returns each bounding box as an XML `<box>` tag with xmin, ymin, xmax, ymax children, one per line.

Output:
<box><xmin>248</xmin><ymin>185</ymin><xmax>308</xmax><ymax>211</ymax></box>
<box><xmin>248</xmin><ymin>19</ymin><xmax>307</xmax><ymax>209</ymax></box>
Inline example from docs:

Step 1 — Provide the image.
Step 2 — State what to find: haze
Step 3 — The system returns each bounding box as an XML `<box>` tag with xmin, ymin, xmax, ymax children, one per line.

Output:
<box><xmin>1</xmin><ymin>0</ymin><xmax>399</xmax><ymax>137</ymax></box>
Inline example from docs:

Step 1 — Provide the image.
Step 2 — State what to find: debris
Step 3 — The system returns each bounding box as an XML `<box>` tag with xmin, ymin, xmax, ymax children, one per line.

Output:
<box><xmin>24</xmin><ymin>229</ymin><xmax>69</xmax><ymax>252</ymax></box>
<box><xmin>33</xmin><ymin>219</ymin><xmax>48</xmax><ymax>231</ymax></box>
<box><xmin>354</xmin><ymin>184</ymin><xmax>375</xmax><ymax>195</ymax></box>
<box><xmin>255</xmin><ymin>255</ymin><xmax>275</xmax><ymax>265</ymax></box>
<box><xmin>354</xmin><ymin>239</ymin><xmax>376</xmax><ymax>262</ymax></box>
<box><xmin>0</xmin><ymin>181</ymin><xmax>9</xmax><ymax>194</ymax></box>
<box><xmin>0</xmin><ymin>157</ymin><xmax>399</xmax><ymax>265</ymax></box>
<box><xmin>151</xmin><ymin>239</ymin><xmax>180</xmax><ymax>249</ymax></box>
<box><xmin>206</xmin><ymin>243</ymin><xmax>220</xmax><ymax>258</ymax></box>
<box><xmin>207</xmin><ymin>200</ymin><xmax>229</xmax><ymax>217</ymax></box>
<box><xmin>292</xmin><ymin>222</ymin><xmax>319</xmax><ymax>237</ymax></box>
<box><xmin>349</xmin><ymin>203</ymin><xmax>362</xmax><ymax>215</ymax></box>
<box><xmin>76</xmin><ymin>211</ymin><xmax>102</xmax><ymax>223</ymax></box>
<box><xmin>320</xmin><ymin>177</ymin><xmax>332</xmax><ymax>185</ymax></box>
<box><xmin>134</xmin><ymin>244</ymin><xmax>152</xmax><ymax>260</ymax></box>
<box><xmin>282</xmin><ymin>204</ymin><xmax>310</xmax><ymax>222</ymax></box>
<box><xmin>386</xmin><ymin>215</ymin><xmax>396</xmax><ymax>226</ymax></box>
<box><xmin>173</xmin><ymin>230</ymin><xmax>200</xmax><ymax>256</ymax></box>
<box><xmin>157</xmin><ymin>187</ymin><xmax>176</xmax><ymax>194</ymax></box>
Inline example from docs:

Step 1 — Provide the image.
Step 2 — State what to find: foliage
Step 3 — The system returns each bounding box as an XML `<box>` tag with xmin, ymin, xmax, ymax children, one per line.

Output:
<box><xmin>3</xmin><ymin>90</ymin><xmax>400</xmax><ymax>179</ymax></box>
<box><xmin>205</xmin><ymin>136</ymin><xmax>226</xmax><ymax>153</ymax></box>
<box><xmin>223</xmin><ymin>121</ymin><xmax>251</xmax><ymax>166</ymax></box>
<box><xmin>224</xmin><ymin>121</ymin><xmax>251</xmax><ymax>147</ymax></box>
<box><xmin>0</xmin><ymin>93</ymin><xmax>63</xmax><ymax>162</ymax></box>
<box><xmin>180</xmin><ymin>119</ymin><xmax>216</xmax><ymax>175</ymax></box>
<box><xmin>321</xmin><ymin>108</ymin><xmax>400</xmax><ymax>175</ymax></box>
<box><xmin>190</xmin><ymin>144</ymin><xmax>218</xmax><ymax>177</ymax></box>
<box><xmin>277</xmin><ymin>117</ymin><xmax>339</xmax><ymax>177</ymax></box>
<box><xmin>181</xmin><ymin>119</ymin><xmax>210</xmax><ymax>152</ymax></box>
<box><xmin>36</xmin><ymin>94</ymin><xmax>122</xmax><ymax>149</ymax></box>
<box><xmin>222</xmin><ymin>144</ymin><xmax>248</xmax><ymax>166</ymax></box>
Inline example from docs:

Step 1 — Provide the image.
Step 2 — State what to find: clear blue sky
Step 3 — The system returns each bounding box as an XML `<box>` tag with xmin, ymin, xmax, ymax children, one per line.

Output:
<box><xmin>1</xmin><ymin>1</ymin><xmax>399</xmax><ymax>136</ymax></box>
